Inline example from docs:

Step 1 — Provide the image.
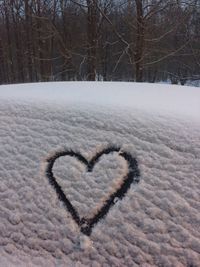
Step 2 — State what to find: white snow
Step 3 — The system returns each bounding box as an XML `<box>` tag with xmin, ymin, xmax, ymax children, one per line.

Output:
<box><xmin>0</xmin><ymin>81</ymin><xmax>200</xmax><ymax>121</ymax></box>
<box><xmin>0</xmin><ymin>82</ymin><xmax>200</xmax><ymax>266</ymax></box>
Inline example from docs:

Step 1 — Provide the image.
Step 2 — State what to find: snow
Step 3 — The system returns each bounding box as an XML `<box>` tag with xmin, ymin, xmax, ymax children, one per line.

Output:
<box><xmin>0</xmin><ymin>82</ymin><xmax>200</xmax><ymax>266</ymax></box>
<box><xmin>0</xmin><ymin>81</ymin><xmax>200</xmax><ymax>121</ymax></box>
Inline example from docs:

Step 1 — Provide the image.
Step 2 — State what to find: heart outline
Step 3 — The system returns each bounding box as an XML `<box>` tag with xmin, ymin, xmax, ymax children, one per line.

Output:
<box><xmin>46</xmin><ymin>147</ymin><xmax>140</xmax><ymax>236</ymax></box>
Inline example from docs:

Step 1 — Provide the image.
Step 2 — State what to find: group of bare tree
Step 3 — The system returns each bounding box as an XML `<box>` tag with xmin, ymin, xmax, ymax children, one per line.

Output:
<box><xmin>0</xmin><ymin>0</ymin><xmax>199</xmax><ymax>84</ymax></box>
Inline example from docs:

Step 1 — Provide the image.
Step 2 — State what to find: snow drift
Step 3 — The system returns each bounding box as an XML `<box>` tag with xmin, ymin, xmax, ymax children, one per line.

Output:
<box><xmin>0</xmin><ymin>82</ymin><xmax>200</xmax><ymax>266</ymax></box>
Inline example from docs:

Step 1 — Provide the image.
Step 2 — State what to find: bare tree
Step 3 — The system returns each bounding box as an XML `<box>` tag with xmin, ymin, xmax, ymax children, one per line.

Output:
<box><xmin>0</xmin><ymin>0</ymin><xmax>199</xmax><ymax>84</ymax></box>
<box><xmin>86</xmin><ymin>0</ymin><xmax>98</xmax><ymax>80</ymax></box>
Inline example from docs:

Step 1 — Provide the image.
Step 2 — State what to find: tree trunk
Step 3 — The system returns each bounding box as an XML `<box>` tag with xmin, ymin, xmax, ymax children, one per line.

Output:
<box><xmin>87</xmin><ymin>0</ymin><xmax>98</xmax><ymax>81</ymax></box>
<box><xmin>25</xmin><ymin>0</ymin><xmax>34</xmax><ymax>82</ymax></box>
<box><xmin>135</xmin><ymin>0</ymin><xmax>145</xmax><ymax>82</ymax></box>
<box><xmin>11</xmin><ymin>3</ymin><xmax>24</xmax><ymax>83</ymax></box>
<box><xmin>4</xmin><ymin>1</ymin><xmax>15</xmax><ymax>83</ymax></box>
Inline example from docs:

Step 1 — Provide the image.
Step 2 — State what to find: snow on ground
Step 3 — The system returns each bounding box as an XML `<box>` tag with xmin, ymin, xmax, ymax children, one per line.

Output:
<box><xmin>0</xmin><ymin>82</ymin><xmax>200</xmax><ymax>266</ymax></box>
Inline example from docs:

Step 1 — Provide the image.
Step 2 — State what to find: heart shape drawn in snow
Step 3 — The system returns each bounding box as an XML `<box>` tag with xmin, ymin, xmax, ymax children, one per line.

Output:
<box><xmin>45</xmin><ymin>147</ymin><xmax>140</xmax><ymax>236</ymax></box>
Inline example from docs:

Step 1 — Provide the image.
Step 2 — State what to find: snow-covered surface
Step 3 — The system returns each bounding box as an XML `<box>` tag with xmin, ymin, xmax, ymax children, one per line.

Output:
<box><xmin>1</xmin><ymin>82</ymin><xmax>200</xmax><ymax>121</ymax></box>
<box><xmin>0</xmin><ymin>82</ymin><xmax>200</xmax><ymax>266</ymax></box>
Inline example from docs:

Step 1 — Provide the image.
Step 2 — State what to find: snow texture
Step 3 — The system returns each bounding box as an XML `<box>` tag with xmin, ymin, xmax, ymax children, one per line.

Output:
<box><xmin>0</xmin><ymin>82</ymin><xmax>200</xmax><ymax>266</ymax></box>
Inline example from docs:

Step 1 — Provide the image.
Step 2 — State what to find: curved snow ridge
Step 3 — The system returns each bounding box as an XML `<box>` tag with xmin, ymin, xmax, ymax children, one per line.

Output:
<box><xmin>0</xmin><ymin>82</ymin><xmax>200</xmax><ymax>122</ymax></box>
<box><xmin>0</xmin><ymin>84</ymin><xmax>200</xmax><ymax>266</ymax></box>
